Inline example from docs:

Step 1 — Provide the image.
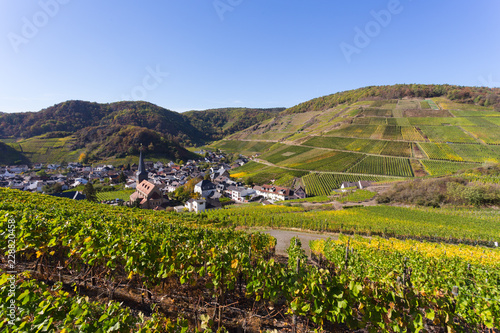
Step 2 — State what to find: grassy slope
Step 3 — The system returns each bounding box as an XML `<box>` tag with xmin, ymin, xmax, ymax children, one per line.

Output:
<box><xmin>0</xmin><ymin>141</ymin><xmax>30</xmax><ymax>165</ymax></box>
<box><xmin>224</xmin><ymin>88</ymin><xmax>500</xmax><ymax>191</ymax></box>
<box><xmin>4</xmin><ymin>136</ymin><xmax>84</xmax><ymax>164</ymax></box>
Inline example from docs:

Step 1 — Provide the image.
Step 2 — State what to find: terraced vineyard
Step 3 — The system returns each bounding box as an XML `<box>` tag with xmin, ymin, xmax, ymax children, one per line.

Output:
<box><xmin>96</xmin><ymin>190</ymin><xmax>135</xmax><ymax>201</ymax></box>
<box><xmin>302</xmin><ymin>173</ymin><xmax>385</xmax><ymax>196</ymax></box>
<box><xmin>450</xmin><ymin>109</ymin><xmax>500</xmax><ymax>117</ymax></box>
<box><xmin>380</xmin><ymin>141</ymin><xmax>412</xmax><ymax>157</ymax></box>
<box><xmin>420</xmin><ymin>160</ymin><xmax>481</xmax><ymax>176</ymax></box>
<box><xmin>418</xmin><ymin>142</ymin><xmax>464</xmax><ymax>161</ymax></box>
<box><xmin>230</xmin><ymin>161</ymin><xmax>308</xmax><ymax>184</ymax></box>
<box><xmin>288</xmin><ymin>151</ymin><xmax>364</xmax><ymax>172</ymax></box>
<box><xmin>426</xmin><ymin>98</ymin><xmax>440</xmax><ymax>110</ymax></box>
<box><xmin>221</xmin><ymin>95</ymin><xmax>500</xmax><ymax>195</ymax></box>
<box><xmin>400</xmin><ymin>125</ymin><xmax>425</xmax><ymax>141</ymax></box>
<box><xmin>303</xmin><ymin>136</ymin><xmax>387</xmax><ymax>154</ymax></box>
<box><xmin>347</xmin><ymin>155</ymin><xmax>414</xmax><ymax>177</ymax></box>
<box><xmin>419</xmin><ymin>125</ymin><xmax>477</xmax><ymax>143</ymax></box>
<box><xmin>352</xmin><ymin>116</ymin><xmax>387</xmax><ymax>125</ymax></box>
<box><xmin>259</xmin><ymin>145</ymin><xmax>312</xmax><ymax>164</ymax></box>
<box><xmin>325</xmin><ymin>124</ymin><xmax>379</xmax><ymax>138</ymax></box>
<box><xmin>449</xmin><ymin>143</ymin><xmax>500</xmax><ymax>163</ymax></box>
<box><xmin>408</xmin><ymin>117</ymin><xmax>476</xmax><ymax>126</ymax></box>
<box><xmin>463</xmin><ymin>126</ymin><xmax>500</xmax><ymax>144</ymax></box>
<box><xmin>5</xmin><ymin>135</ymin><xmax>84</xmax><ymax>163</ymax></box>
<box><xmin>210</xmin><ymin>140</ymin><xmax>276</xmax><ymax>154</ymax></box>
<box><xmin>360</xmin><ymin>108</ymin><xmax>392</xmax><ymax>117</ymax></box>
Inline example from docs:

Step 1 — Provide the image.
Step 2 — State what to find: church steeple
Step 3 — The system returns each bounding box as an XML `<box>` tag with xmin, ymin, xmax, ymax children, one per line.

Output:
<box><xmin>136</xmin><ymin>145</ymin><xmax>148</xmax><ymax>184</ymax></box>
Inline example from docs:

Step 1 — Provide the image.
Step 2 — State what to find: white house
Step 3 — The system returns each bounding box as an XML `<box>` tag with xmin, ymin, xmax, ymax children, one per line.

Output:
<box><xmin>25</xmin><ymin>181</ymin><xmax>44</xmax><ymax>192</ymax></box>
<box><xmin>72</xmin><ymin>178</ymin><xmax>88</xmax><ymax>187</ymax></box>
<box><xmin>194</xmin><ymin>180</ymin><xmax>216</xmax><ymax>198</ymax></box>
<box><xmin>166</xmin><ymin>181</ymin><xmax>180</xmax><ymax>193</ymax></box>
<box><xmin>230</xmin><ymin>186</ymin><xmax>256</xmax><ymax>202</ymax></box>
<box><xmin>185</xmin><ymin>198</ymin><xmax>206</xmax><ymax>213</ymax></box>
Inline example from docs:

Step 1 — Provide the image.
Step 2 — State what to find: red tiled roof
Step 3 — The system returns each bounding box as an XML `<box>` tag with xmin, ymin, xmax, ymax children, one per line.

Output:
<box><xmin>259</xmin><ymin>185</ymin><xmax>292</xmax><ymax>196</ymax></box>
<box><xmin>137</xmin><ymin>180</ymin><xmax>157</xmax><ymax>196</ymax></box>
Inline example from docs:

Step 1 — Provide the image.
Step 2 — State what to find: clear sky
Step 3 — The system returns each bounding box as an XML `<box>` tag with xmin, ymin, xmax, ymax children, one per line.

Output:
<box><xmin>1</xmin><ymin>0</ymin><xmax>499</xmax><ymax>113</ymax></box>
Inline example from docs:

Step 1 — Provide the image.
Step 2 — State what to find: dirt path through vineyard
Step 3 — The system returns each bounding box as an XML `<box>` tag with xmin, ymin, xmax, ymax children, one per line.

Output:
<box><xmin>262</xmin><ymin>229</ymin><xmax>339</xmax><ymax>257</ymax></box>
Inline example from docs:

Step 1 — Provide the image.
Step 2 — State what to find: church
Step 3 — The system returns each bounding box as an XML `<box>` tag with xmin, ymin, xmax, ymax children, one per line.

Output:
<box><xmin>129</xmin><ymin>149</ymin><xmax>168</xmax><ymax>210</ymax></box>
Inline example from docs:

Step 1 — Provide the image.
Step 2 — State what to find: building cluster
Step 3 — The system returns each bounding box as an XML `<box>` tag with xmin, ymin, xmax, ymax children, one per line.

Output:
<box><xmin>1</xmin><ymin>149</ymin><xmax>308</xmax><ymax>212</ymax></box>
<box><xmin>0</xmin><ymin>163</ymin><xmax>94</xmax><ymax>194</ymax></box>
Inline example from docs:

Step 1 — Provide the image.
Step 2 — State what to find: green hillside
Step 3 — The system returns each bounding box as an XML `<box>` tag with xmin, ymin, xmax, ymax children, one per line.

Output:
<box><xmin>0</xmin><ymin>101</ymin><xmax>279</xmax><ymax>165</ymax></box>
<box><xmin>0</xmin><ymin>141</ymin><xmax>30</xmax><ymax>165</ymax></box>
<box><xmin>4</xmin><ymin>135</ymin><xmax>83</xmax><ymax>164</ymax></box>
<box><xmin>2</xmin><ymin>85</ymin><xmax>499</xmax><ymax>168</ymax></box>
<box><xmin>183</xmin><ymin>107</ymin><xmax>284</xmax><ymax>141</ymax></box>
<box><xmin>224</xmin><ymin>85</ymin><xmax>500</xmax><ymax>194</ymax></box>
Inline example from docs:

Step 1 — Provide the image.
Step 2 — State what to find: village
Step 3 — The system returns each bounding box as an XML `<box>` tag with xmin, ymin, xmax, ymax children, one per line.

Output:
<box><xmin>0</xmin><ymin>149</ymin><xmax>315</xmax><ymax>213</ymax></box>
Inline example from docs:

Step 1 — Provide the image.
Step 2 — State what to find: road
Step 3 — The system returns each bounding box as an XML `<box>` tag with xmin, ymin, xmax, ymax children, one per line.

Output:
<box><xmin>262</xmin><ymin>229</ymin><xmax>338</xmax><ymax>258</ymax></box>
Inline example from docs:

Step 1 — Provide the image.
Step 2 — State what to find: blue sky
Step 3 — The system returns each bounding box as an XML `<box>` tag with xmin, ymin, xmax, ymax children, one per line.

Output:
<box><xmin>1</xmin><ymin>1</ymin><xmax>499</xmax><ymax>113</ymax></box>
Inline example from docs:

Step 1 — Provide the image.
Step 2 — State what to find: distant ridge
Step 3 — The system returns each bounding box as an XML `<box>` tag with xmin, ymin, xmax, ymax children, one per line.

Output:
<box><xmin>284</xmin><ymin>84</ymin><xmax>500</xmax><ymax>114</ymax></box>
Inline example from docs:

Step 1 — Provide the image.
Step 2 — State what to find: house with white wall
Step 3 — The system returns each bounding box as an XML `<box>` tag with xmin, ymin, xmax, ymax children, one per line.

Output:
<box><xmin>254</xmin><ymin>185</ymin><xmax>294</xmax><ymax>202</ymax></box>
<box><xmin>185</xmin><ymin>198</ymin><xmax>206</xmax><ymax>213</ymax></box>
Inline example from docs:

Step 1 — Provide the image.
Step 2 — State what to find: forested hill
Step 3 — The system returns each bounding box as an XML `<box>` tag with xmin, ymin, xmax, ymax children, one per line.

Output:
<box><xmin>284</xmin><ymin>84</ymin><xmax>500</xmax><ymax>114</ymax></box>
<box><xmin>183</xmin><ymin>107</ymin><xmax>285</xmax><ymax>141</ymax></box>
<box><xmin>0</xmin><ymin>101</ymin><xmax>283</xmax><ymax>144</ymax></box>
<box><xmin>0</xmin><ymin>101</ymin><xmax>200</xmax><ymax>143</ymax></box>
<box><xmin>0</xmin><ymin>101</ymin><xmax>284</xmax><ymax>164</ymax></box>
